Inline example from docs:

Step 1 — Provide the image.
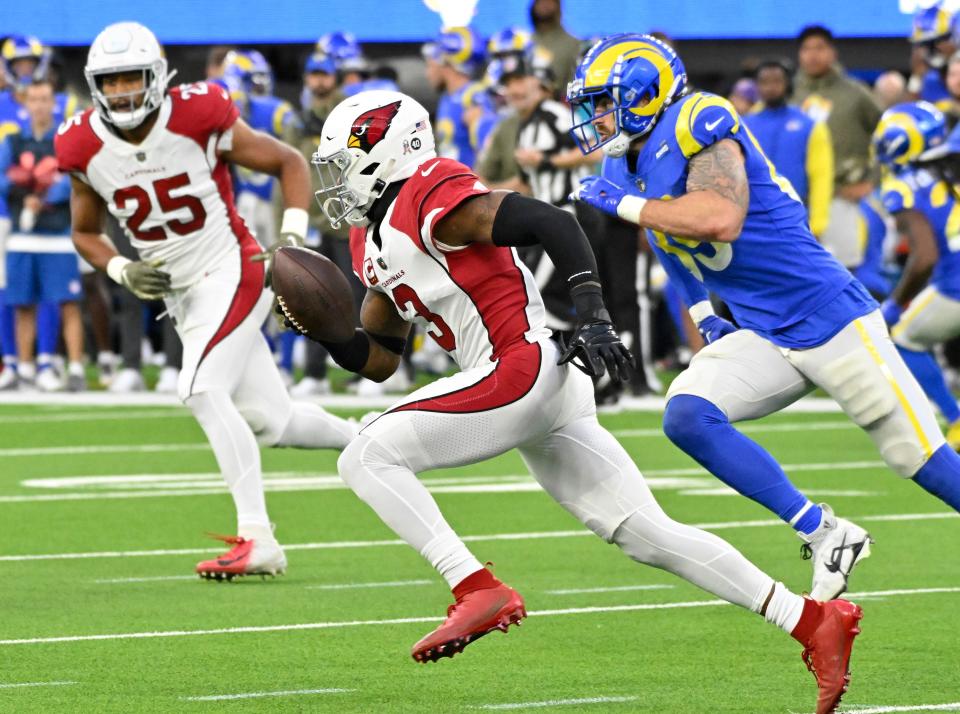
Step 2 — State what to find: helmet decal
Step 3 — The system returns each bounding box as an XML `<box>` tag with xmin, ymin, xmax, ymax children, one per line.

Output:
<box><xmin>348</xmin><ymin>101</ymin><xmax>401</xmax><ymax>152</ymax></box>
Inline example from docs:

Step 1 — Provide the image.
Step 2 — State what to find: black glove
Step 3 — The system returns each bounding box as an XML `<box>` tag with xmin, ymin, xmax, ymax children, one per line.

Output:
<box><xmin>558</xmin><ymin>319</ymin><xmax>634</xmax><ymax>382</ymax></box>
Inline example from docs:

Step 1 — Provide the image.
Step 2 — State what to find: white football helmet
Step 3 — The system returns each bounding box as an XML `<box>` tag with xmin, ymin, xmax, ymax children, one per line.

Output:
<box><xmin>313</xmin><ymin>90</ymin><xmax>436</xmax><ymax>228</ymax></box>
<box><xmin>84</xmin><ymin>22</ymin><xmax>174</xmax><ymax>130</ymax></box>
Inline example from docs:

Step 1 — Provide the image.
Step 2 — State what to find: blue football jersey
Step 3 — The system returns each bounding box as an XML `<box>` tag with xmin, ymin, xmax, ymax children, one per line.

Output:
<box><xmin>602</xmin><ymin>91</ymin><xmax>876</xmax><ymax>348</ymax></box>
<box><xmin>881</xmin><ymin>167</ymin><xmax>960</xmax><ymax>301</ymax></box>
<box><xmin>920</xmin><ymin>69</ymin><xmax>953</xmax><ymax>113</ymax></box>
<box><xmin>435</xmin><ymin>82</ymin><xmax>485</xmax><ymax>169</ymax></box>
<box><xmin>234</xmin><ymin>94</ymin><xmax>297</xmax><ymax>201</ymax></box>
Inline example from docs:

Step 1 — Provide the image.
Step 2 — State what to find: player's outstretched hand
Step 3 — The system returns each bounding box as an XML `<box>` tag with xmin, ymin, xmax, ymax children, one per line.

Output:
<box><xmin>121</xmin><ymin>259</ymin><xmax>171</xmax><ymax>301</ymax></box>
<box><xmin>570</xmin><ymin>176</ymin><xmax>627</xmax><ymax>219</ymax></box>
<box><xmin>251</xmin><ymin>233</ymin><xmax>304</xmax><ymax>287</ymax></box>
<box><xmin>559</xmin><ymin>320</ymin><xmax>634</xmax><ymax>382</ymax></box>
<box><xmin>697</xmin><ymin>315</ymin><xmax>737</xmax><ymax>345</ymax></box>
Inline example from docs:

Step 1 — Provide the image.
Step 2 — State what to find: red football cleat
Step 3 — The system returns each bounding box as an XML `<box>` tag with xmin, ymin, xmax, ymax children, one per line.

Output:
<box><xmin>195</xmin><ymin>534</ymin><xmax>287</xmax><ymax>581</ymax></box>
<box><xmin>411</xmin><ymin>572</ymin><xmax>526</xmax><ymax>663</ymax></box>
<box><xmin>792</xmin><ymin>598</ymin><xmax>863</xmax><ymax>714</ymax></box>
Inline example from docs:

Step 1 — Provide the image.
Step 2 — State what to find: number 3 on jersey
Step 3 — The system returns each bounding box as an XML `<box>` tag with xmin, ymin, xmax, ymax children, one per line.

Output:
<box><xmin>392</xmin><ymin>283</ymin><xmax>456</xmax><ymax>351</ymax></box>
<box><xmin>114</xmin><ymin>172</ymin><xmax>207</xmax><ymax>241</ymax></box>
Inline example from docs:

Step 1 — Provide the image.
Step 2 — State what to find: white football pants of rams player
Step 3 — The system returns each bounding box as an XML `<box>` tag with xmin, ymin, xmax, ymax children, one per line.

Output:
<box><xmin>891</xmin><ymin>285</ymin><xmax>960</xmax><ymax>353</ymax></box>
<box><xmin>667</xmin><ymin>309</ymin><xmax>944</xmax><ymax>478</ymax></box>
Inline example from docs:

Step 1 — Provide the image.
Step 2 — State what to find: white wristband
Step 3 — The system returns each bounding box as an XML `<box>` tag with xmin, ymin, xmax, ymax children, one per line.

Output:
<box><xmin>616</xmin><ymin>195</ymin><xmax>647</xmax><ymax>225</ymax></box>
<box><xmin>280</xmin><ymin>207</ymin><xmax>309</xmax><ymax>241</ymax></box>
<box><xmin>907</xmin><ymin>74</ymin><xmax>924</xmax><ymax>94</ymax></box>
<box><xmin>106</xmin><ymin>255</ymin><xmax>132</xmax><ymax>285</ymax></box>
<box><xmin>688</xmin><ymin>300</ymin><xmax>716</xmax><ymax>324</ymax></box>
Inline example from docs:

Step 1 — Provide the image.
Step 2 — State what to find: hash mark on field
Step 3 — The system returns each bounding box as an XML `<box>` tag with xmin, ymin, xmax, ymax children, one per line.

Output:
<box><xmin>304</xmin><ymin>579</ymin><xmax>432</xmax><ymax>591</ymax></box>
<box><xmin>180</xmin><ymin>688</ymin><xmax>355</xmax><ymax>702</ymax></box>
<box><xmin>2</xmin><ymin>511</ymin><xmax>956</xmax><ymax>562</ymax></box>
<box><xmin>1</xmin><ymin>585</ymin><xmax>956</xmax><ymax>646</ymax></box>
<box><xmin>0</xmin><ymin>409</ymin><xmax>188</xmax><ymax>425</ymax></box>
<box><xmin>0</xmin><ymin>681</ymin><xmax>76</xmax><ymax>689</ymax></box>
<box><xmin>475</xmin><ymin>695</ymin><xmax>640</xmax><ymax>710</ymax></box>
<box><xmin>545</xmin><ymin>584</ymin><xmax>674</xmax><ymax>595</ymax></box>
<box><xmin>0</xmin><ymin>443</ymin><xmax>210</xmax><ymax>457</ymax></box>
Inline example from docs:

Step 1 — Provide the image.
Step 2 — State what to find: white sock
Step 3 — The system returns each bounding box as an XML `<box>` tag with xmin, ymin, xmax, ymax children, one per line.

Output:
<box><xmin>339</xmin><ymin>435</ymin><xmax>483</xmax><ymax>589</ymax></box>
<box><xmin>18</xmin><ymin>362</ymin><xmax>36</xmax><ymax>379</ymax></box>
<box><xmin>97</xmin><ymin>351</ymin><xmax>117</xmax><ymax>366</ymax></box>
<box><xmin>3</xmin><ymin>355</ymin><xmax>16</xmax><ymax>367</ymax></box>
<box><xmin>763</xmin><ymin>581</ymin><xmax>806</xmax><ymax>634</ymax></box>
<box><xmin>36</xmin><ymin>353</ymin><xmax>52</xmax><ymax>368</ymax></box>
<box><xmin>186</xmin><ymin>390</ymin><xmax>271</xmax><ymax>530</ymax></box>
<box><xmin>277</xmin><ymin>401</ymin><xmax>358</xmax><ymax>449</ymax></box>
<box><xmin>68</xmin><ymin>361</ymin><xmax>84</xmax><ymax>377</ymax></box>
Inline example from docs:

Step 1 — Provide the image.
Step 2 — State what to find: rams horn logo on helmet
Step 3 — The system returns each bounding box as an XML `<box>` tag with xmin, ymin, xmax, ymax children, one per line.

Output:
<box><xmin>348</xmin><ymin>101</ymin><xmax>402</xmax><ymax>152</ymax></box>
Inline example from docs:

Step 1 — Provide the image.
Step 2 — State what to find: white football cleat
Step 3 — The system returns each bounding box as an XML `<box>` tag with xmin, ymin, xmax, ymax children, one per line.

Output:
<box><xmin>290</xmin><ymin>376</ymin><xmax>331</xmax><ymax>397</ymax></box>
<box><xmin>155</xmin><ymin>366</ymin><xmax>179</xmax><ymax>394</ymax></box>
<box><xmin>36</xmin><ymin>367</ymin><xmax>64</xmax><ymax>392</ymax></box>
<box><xmin>109</xmin><ymin>368</ymin><xmax>146</xmax><ymax>393</ymax></box>
<box><xmin>800</xmin><ymin>504</ymin><xmax>873</xmax><ymax>601</ymax></box>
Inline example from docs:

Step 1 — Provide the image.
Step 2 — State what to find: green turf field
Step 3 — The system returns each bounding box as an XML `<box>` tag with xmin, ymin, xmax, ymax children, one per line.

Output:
<box><xmin>1</xmin><ymin>402</ymin><xmax>958</xmax><ymax>713</ymax></box>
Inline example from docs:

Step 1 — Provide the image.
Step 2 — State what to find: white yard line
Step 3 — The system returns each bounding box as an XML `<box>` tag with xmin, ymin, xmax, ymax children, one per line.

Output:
<box><xmin>180</xmin><ymin>688</ymin><xmax>355</xmax><ymax>702</ymax></box>
<box><xmin>0</xmin><ymin>443</ymin><xmax>211</xmax><ymax>457</ymax></box>
<box><xmin>304</xmin><ymin>579</ymin><xmax>432</xmax><ymax>591</ymax></box>
<box><xmin>1</xmin><ymin>511</ymin><xmax>955</xmax><ymax>563</ymax></box>
<box><xmin>0</xmin><ymin>681</ymin><xmax>76</xmax><ymax>689</ymax></box>
<box><xmin>475</xmin><ymin>696</ymin><xmax>640</xmax><ymax>710</ymax></box>
<box><xmin>93</xmin><ymin>575</ymin><xmax>200</xmax><ymax>584</ymax></box>
<box><xmin>1</xmin><ymin>459</ymin><xmax>892</xmax><ymax>503</ymax></box>
<box><xmin>0</xmin><ymin>409</ymin><xmax>189</xmax><ymax>425</ymax></box>
<box><xmin>545</xmin><ymin>584</ymin><xmax>674</xmax><ymax>595</ymax></box>
<box><xmin>1</xmin><ymin>585</ymin><xmax>955</xmax><ymax>647</ymax></box>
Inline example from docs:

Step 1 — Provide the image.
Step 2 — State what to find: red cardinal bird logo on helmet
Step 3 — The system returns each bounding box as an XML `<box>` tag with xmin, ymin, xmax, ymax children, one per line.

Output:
<box><xmin>347</xmin><ymin>101</ymin><xmax>401</xmax><ymax>153</ymax></box>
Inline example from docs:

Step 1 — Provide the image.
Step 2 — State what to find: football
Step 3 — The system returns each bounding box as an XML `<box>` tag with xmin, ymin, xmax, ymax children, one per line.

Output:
<box><xmin>271</xmin><ymin>246</ymin><xmax>356</xmax><ymax>343</ymax></box>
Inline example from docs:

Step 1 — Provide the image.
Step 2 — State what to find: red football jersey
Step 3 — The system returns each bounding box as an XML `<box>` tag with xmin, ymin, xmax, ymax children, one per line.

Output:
<box><xmin>350</xmin><ymin>158</ymin><xmax>549</xmax><ymax>369</ymax></box>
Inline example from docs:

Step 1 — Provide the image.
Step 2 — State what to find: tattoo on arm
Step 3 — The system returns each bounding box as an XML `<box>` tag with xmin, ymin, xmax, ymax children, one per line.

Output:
<box><xmin>686</xmin><ymin>139</ymin><xmax>749</xmax><ymax>212</ymax></box>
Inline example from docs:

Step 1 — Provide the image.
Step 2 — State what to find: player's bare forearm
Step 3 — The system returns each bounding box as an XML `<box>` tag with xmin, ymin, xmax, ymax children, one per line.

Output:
<box><xmin>891</xmin><ymin>210</ymin><xmax>938</xmax><ymax>306</ymax></box>
<box><xmin>222</xmin><ymin>119</ymin><xmax>311</xmax><ymax>210</ymax></box>
<box><xmin>72</xmin><ymin>230</ymin><xmax>118</xmax><ymax>272</ymax></box>
<box><xmin>69</xmin><ymin>176</ymin><xmax>115</xmax><ymax>270</ymax></box>
<box><xmin>639</xmin><ymin>139</ymin><xmax>748</xmax><ymax>243</ymax></box>
<box><xmin>358</xmin><ymin>289</ymin><xmax>412</xmax><ymax>382</ymax></box>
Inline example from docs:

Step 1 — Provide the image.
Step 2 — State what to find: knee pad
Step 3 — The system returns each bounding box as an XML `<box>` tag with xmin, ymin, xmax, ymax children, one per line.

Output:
<box><xmin>881</xmin><ymin>438</ymin><xmax>929</xmax><ymax>478</ymax></box>
<box><xmin>663</xmin><ymin>394</ymin><xmax>725</xmax><ymax>449</ymax></box>
<box><xmin>819</xmin><ymin>350</ymin><xmax>897</xmax><ymax>428</ymax></box>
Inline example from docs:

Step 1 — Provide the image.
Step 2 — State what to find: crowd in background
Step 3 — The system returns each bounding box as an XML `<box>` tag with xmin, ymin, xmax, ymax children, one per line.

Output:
<box><xmin>2</xmin><ymin>0</ymin><xmax>959</xmax><ymax>405</ymax></box>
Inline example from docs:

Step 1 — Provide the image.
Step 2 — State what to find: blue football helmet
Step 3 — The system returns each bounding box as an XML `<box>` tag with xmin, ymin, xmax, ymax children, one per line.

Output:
<box><xmin>305</xmin><ymin>51</ymin><xmax>336</xmax><ymax>76</ymax></box>
<box><xmin>223</xmin><ymin>49</ymin><xmax>273</xmax><ymax>96</ymax></box>
<box><xmin>316</xmin><ymin>31</ymin><xmax>368</xmax><ymax>73</ymax></box>
<box><xmin>487</xmin><ymin>27</ymin><xmax>533</xmax><ymax>59</ymax></box>
<box><xmin>911</xmin><ymin>1</ymin><xmax>959</xmax><ymax>67</ymax></box>
<box><xmin>872</xmin><ymin>101</ymin><xmax>947</xmax><ymax>168</ymax></box>
<box><xmin>434</xmin><ymin>26</ymin><xmax>485</xmax><ymax>77</ymax></box>
<box><xmin>1</xmin><ymin>35</ymin><xmax>52</xmax><ymax>91</ymax></box>
<box><xmin>567</xmin><ymin>33</ymin><xmax>687</xmax><ymax>157</ymax></box>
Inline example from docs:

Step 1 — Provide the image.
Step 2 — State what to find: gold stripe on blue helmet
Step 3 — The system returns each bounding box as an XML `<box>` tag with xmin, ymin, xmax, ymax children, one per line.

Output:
<box><xmin>583</xmin><ymin>39</ymin><xmax>652</xmax><ymax>88</ymax></box>
<box><xmin>272</xmin><ymin>101</ymin><xmax>292</xmax><ymax>136</ymax></box>
<box><xmin>447</xmin><ymin>27</ymin><xmax>475</xmax><ymax>67</ymax></box>
<box><xmin>875</xmin><ymin>112</ymin><xmax>925</xmax><ymax>165</ymax></box>
<box><xmin>624</xmin><ymin>46</ymin><xmax>676</xmax><ymax>118</ymax></box>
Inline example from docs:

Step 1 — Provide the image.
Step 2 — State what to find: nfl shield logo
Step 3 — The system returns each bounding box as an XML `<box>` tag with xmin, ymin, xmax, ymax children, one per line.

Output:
<box><xmin>377</xmin><ymin>257</ymin><xmax>388</xmax><ymax>270</ymax></box>
<box><xmin>136</xmin><ymin>152</ymin><xmax>147</xmax><ymax>162</ymax></box>
<box><xmin>636</xmin><ymin>178</ymin><xmax>646</xmax><ymax>192</ymax></box>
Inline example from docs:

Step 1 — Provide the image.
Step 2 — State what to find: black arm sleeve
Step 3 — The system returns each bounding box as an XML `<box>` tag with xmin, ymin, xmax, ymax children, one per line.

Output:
<box><xmin>491</xmin><ymin>192</ymin><xmax>609</xmax><ymax>322</ymax></box>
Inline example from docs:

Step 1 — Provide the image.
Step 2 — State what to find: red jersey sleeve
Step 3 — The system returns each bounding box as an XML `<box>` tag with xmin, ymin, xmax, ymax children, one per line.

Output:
<box><xmin>166</xmin><ymin>81</ymin><xmax>240</xmax><ymax>149</ymax></box>
<box><xmin>391</xmin><ymin>158</ymin><xmax>490</xmax><ymax>253</ymax></box>
<box><xmin>54</xmin><ymin>109</ymin><xmax>102</xmax><ymax>178</ymax></box>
